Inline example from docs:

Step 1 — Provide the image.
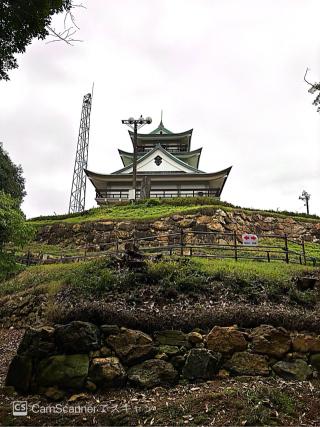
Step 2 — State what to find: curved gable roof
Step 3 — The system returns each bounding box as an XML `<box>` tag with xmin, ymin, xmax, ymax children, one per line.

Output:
<box><xmin>113</xmin><ymin>144</ymin><xmax>204</xmax><ymax>175</ymax></box>
<box><xmin>118</xmin><ymin>147</ymin><xmax>203</xmax><ymax>168</ymax></box>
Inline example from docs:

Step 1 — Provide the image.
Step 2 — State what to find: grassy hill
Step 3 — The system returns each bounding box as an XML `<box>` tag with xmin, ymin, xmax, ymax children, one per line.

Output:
<box><xmin>28</xmin><ymin>197</ymin><xmax>320</xmax><ymax>225</ymax></box>
<box><xmin>1</xmin><ymin>200</ymin><xmax>320</xmax><ymax>425</ymax></box>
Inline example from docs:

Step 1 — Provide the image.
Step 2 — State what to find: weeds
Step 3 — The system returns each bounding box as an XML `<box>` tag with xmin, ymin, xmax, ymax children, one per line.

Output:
<box><xmin>241</xmin><ymin>386</ymin><xmax>296</xmax><ymax>425</ymax></box>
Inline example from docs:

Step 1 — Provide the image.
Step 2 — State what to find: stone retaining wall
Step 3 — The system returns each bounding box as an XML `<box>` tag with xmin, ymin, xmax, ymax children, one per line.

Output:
<box><xmin>6</xmin><ymin>321</ymin><xmax>320</xmax><ymax>399</ymax></box>
<box><xmin>37</xmin><ymin>209</ymin><xmax>320</xmax><ymax>249</ymax></box>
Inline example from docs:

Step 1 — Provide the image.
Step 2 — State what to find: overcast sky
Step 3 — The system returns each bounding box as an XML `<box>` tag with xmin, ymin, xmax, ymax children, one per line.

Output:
<box><xmin>1</xmin><ymin>0</ymin><xmax>320</xmax><ymax>218</ymax></box>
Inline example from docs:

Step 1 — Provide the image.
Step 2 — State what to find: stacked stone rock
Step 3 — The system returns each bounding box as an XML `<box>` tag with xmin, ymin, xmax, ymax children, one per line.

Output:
<box><xmin>36</xmin><ymin>209</ymin><xmax>320</xmax><ymax>248</ymax></box>
<box><xmin>6</xmin><ymin>322</ymin><xmax>320</xmax><ymax>398</ymax></box>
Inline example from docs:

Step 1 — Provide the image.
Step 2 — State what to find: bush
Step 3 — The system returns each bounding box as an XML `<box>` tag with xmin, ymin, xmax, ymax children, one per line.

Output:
<box><xmin>65</xmin><ymin>258</ymin><xmax>116</xmax><ymax>295</ymax></box>
<box><xmin>0</xmin><ymin>253</ymin><xmax>24</xmax><ymax>282</ymax></box>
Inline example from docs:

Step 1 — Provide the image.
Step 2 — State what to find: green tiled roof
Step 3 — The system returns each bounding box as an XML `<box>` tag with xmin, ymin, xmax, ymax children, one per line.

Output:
<box><xmin>149</xmin><ymin>120</ymin><xmax>173</xmax><ymax>135</ymax></box>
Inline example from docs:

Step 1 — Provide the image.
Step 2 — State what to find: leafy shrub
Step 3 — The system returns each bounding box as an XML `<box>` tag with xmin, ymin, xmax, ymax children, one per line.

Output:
<box><xmin>0</xmin><ymin>252</ymin><xmax>24</xmax><ymax>282</ymax></box>
<box><xmin>65</xmin><ymin>258</ymin><xmax>116</xmax><ymax>295</ymax></box>
<box><xmin>289</xmin><ymin>287</ymin><xmax>317</xmax><ymax>307</ymax></box>
<box><xmin>144</xmin><ymin>199</ymin><xmax>160</xmax><ymax>207</ymax></box>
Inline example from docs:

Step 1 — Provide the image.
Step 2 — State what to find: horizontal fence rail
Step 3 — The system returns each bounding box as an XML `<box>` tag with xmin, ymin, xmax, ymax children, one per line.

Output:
<box><xmin>9</xmin><ymin>230</ymin><xmax>320</xmax><ymax>267</ymax></box>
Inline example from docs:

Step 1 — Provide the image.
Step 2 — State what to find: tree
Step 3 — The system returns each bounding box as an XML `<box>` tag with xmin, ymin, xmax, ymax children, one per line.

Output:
<box><xmin>0</xmin><ymin>144</ymin><xmax>26</xmax><ymax>205</ymax></box>
<box><xmin>0</xmin><ymin>192</ymin><xmax>34</xmax><ymax>280</ymax></box>
<box><xmin>0</xmin><ymin>192</ymin><xmax>33</xmax><ymax>250</ymax></box>
<box><xmin>0</xmin><ymin>0</ymin><xmax>74</xmax><ymax>80</ymax></box>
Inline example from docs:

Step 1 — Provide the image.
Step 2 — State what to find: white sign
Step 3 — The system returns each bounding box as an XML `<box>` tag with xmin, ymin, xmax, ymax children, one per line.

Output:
<box><xmin>128</xmin><ymin>189</ymin><xmax>136</xmax><ymax>200</ymax></box>
<box><xmin>242</xmin><ymin>233</ymin><xmax>258</xmax><ymax>246</ymax></box>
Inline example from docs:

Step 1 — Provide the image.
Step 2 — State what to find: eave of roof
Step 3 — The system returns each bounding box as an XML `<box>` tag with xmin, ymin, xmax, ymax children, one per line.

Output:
<box><xmin>85</xmin><ymin>166</ymin><xmax>232</xmax><ymax>181</ymax></box>
<box><xmin>128</xmin><ymin>128</ymin><xmax>193</xmax><ymax>140</ymax></box>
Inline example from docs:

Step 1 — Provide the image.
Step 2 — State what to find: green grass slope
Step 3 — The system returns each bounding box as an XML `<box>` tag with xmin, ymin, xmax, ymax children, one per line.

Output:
<box><xmin>28</xmin><ymin>197</ymin><xmax>320</xmax><ymax>225</ymax></box>
<box><xmin>1</xmin><ymin>256</ymin><xmax>319</xmax><ymax>333</ymax></box>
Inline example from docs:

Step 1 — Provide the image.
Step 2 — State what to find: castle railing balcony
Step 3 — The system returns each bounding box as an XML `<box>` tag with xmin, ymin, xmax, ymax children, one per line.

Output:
<box><xmin>96</xmin><ymin>188</ymin><xmax>219</xmax><ymax>203</ymax></box>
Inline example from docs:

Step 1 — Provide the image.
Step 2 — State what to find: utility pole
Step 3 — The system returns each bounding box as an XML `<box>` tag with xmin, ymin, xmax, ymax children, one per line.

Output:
<box><xmin>121</xmin><ymin>115</ymin><xmax>152</xmax><ymax>201</ymax></box>
<box><xmin>299</xmin><ymin>190</ymin><xmax>311</xmax><ymax>215</ymax></box>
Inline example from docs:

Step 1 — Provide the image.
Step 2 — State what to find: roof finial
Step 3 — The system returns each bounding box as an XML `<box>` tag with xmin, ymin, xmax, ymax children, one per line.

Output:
<box><xmin>160</xmin><ymin>109</ymin><xmax>163</xmax><ymax>126</ymax></box>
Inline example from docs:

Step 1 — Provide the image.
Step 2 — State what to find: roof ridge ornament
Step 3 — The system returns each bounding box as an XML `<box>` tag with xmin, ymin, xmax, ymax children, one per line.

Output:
<box><xmin>149</xmin><ymin>110</ymin><xmax>174</xmax><ymax>135</ymax></box>
<box><xmin>160</xmin><ymin>109</ymin><xmax>163</xmax><ymax>126</ymax></box>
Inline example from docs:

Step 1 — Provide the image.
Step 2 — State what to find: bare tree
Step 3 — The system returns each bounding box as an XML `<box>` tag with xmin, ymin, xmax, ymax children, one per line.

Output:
<box><xmin>46</xmin><ymin>2</ymin><xmax>85</xmax><ymax>45</ymax></box>
<box><xmin>304</xmin><ymin>68</ymin><xmax>320</xmax><ymax>112</ymax></box>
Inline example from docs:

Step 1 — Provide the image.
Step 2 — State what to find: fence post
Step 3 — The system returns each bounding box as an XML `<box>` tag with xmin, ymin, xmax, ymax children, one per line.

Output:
<box><xmin>27</xmin><ymin>250</ymin><xmax>31</xmax><ymax>266</ymax></box>
<box><xmin>267</xmin><ymin>251</ymin><xmax>270</xmax><ymax>262</ymax></box>
<box><xmin>180</xmin><ymin>228</ymin><xmax>184</xmax><ymax>256</ymax></box>
<box><xmin>284</xmin><ymin>234</ymin><xmax>289</xmax><ymax>264</ymax></box>
<box><xmin>302</xmin><ymin>238</ymin><xmax>306</xmax><ymax>265</ymax></box>
<box><xmin>233</xmin><ymin>231</ymin><xmax>238</xmax><ymax>261</ymax></box>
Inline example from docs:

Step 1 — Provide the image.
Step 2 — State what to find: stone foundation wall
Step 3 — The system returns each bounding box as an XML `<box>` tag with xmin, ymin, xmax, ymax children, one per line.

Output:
<box><xmin>6</xmin><ymin>321</ymin><xmax>320</xmax><ymax>399</ymax></box>
<box><xmin>37</xmin><ymin>209</ymin><xmax>320</xmax><ymax>249</ymax></box>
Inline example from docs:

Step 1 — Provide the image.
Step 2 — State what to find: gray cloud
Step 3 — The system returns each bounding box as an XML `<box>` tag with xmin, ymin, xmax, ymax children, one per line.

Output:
<box><xmin>0</xmin><ymin>0</ymin><xmax>319</xmax><ymax>217</ymax></box>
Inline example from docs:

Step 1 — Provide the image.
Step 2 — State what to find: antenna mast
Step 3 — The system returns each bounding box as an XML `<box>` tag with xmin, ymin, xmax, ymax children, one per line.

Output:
<box><xmin>68</xmin><ymin>88</ymin><xmax>93</xmax><ymax>213</ymax></box>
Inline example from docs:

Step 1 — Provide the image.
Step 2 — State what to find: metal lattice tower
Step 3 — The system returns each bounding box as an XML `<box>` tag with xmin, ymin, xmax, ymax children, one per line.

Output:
<box><xmin>68</xmin><ymin>92</ymin><xmax>93</xmax><ymax>213</ymax></box>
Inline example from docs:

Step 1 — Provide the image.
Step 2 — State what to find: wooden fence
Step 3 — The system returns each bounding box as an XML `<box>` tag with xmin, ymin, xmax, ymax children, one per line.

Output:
<box><xmin>14</xmin><ymin>230</ymin><xmax>319</xmax><ymax>267</ymax></box>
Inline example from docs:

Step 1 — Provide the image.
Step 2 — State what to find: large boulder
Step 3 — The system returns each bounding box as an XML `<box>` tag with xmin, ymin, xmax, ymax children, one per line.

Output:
<box><xmin>207</xmin><ymin>326</ymin><xmax>247</xmax><ymax>354</ymax></box>
<box><xmin>158</xmin><ymin>345</ymin><xmax>180</xmax><ymax>357</ymax></box>
<box><xmin>17</xmin><ymin>326</ymin><xmax>56</xmax><ymax>359</ymax></box>
<box><xmin>154</xmin><ymin>330</ymin><xmax>188</xmax><ymax>346</ymax></box>
<box><xmin>310</xmin><ymin>354</ymin><xmax>320</xmax><ymax>372</ymax></box>
<box><xmin>100</xmin><ymin>325</ymin><xmax>120</xmax><ymax>336</ymax></box>
<box><xmin>128</xmin><ymin>359</ymin><xmax>178</xmax><ymax>388</ymax></box>
<box><xmin>106</xmin><ymin>328</ymin><xmax>154</xmax><ymax>365</ymax></box>
<box><xmin>55</xmin><ymin>321</ymin><xmax>100</xmax><ymax>354</ymax></box>
<box><xmin>187</xmin><ymin>332</ymin><xmax>203</xmax><ymax>345</ymax></box>
<box><xmin>225</xmin><ymin>352</ymin><xmax>269</xmax><ymax>376</ymax></box>
<box><xmin>272</xmin><ymin>360</ymin><xmax>313</xmax><ymax>381</ymax></box>
<box><xmin>89</xmin><ymin>357</ymin><xmax>126</xmax><ymax>388</ymax></box>
<box><xmin>6</xmin><ymin>355</ymin><xmax>33</xmax><ymax>393</ymax></box>
<box><xmin>182</xmin><ymin>348</ymin><xmax>221</xmax><ymax>380</ymax></box>
<box><xmin>37</xmin><ymin>354</ymin><xmax>89</xmax><ymax>389</ymax></box>
<box><xmin>251</xmin><ymin>325</ymin><xmax>291</xmax><ymax>358</ymax></box>
<box><xmin>291</xmin><ymin>334</ymin><xmax>320</xmax><ymax>353</ymax></box>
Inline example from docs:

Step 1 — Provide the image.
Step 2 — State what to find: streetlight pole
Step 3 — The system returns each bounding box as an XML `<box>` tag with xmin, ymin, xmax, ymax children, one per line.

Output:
<box><xmin>299</xmin><ymin>190</ymin><xmax>311</xmax><ymax>215</ymax></box>
<box><xmin>122</xmin><ymin>115</ymin><xmax>152</xmax><ymax>201</ymax></box>
<box><xmin>132</xmin><ymin>121</ymin><xmax>138</xmax><ymax>201</ymax></box>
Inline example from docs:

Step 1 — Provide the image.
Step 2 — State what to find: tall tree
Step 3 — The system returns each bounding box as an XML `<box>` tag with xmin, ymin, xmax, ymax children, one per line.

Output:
<box><xmin>0</xmin><ymin>191</ymin><xmax>34</xmax><ymax>281</ymax></box>
<box><xmin>0</xmin><ymin>144</ymin><xmax>26</xmax><ymax>204</ymax></box>
<box><xmin>0</xmin><ymin>0</ymin><xmax>73</xmax><ymax>80</ymax></box>
<box><xmin>0</xmin><ymin>192</ymin><xmax>32</xmax><ymax>250</ymax></box>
